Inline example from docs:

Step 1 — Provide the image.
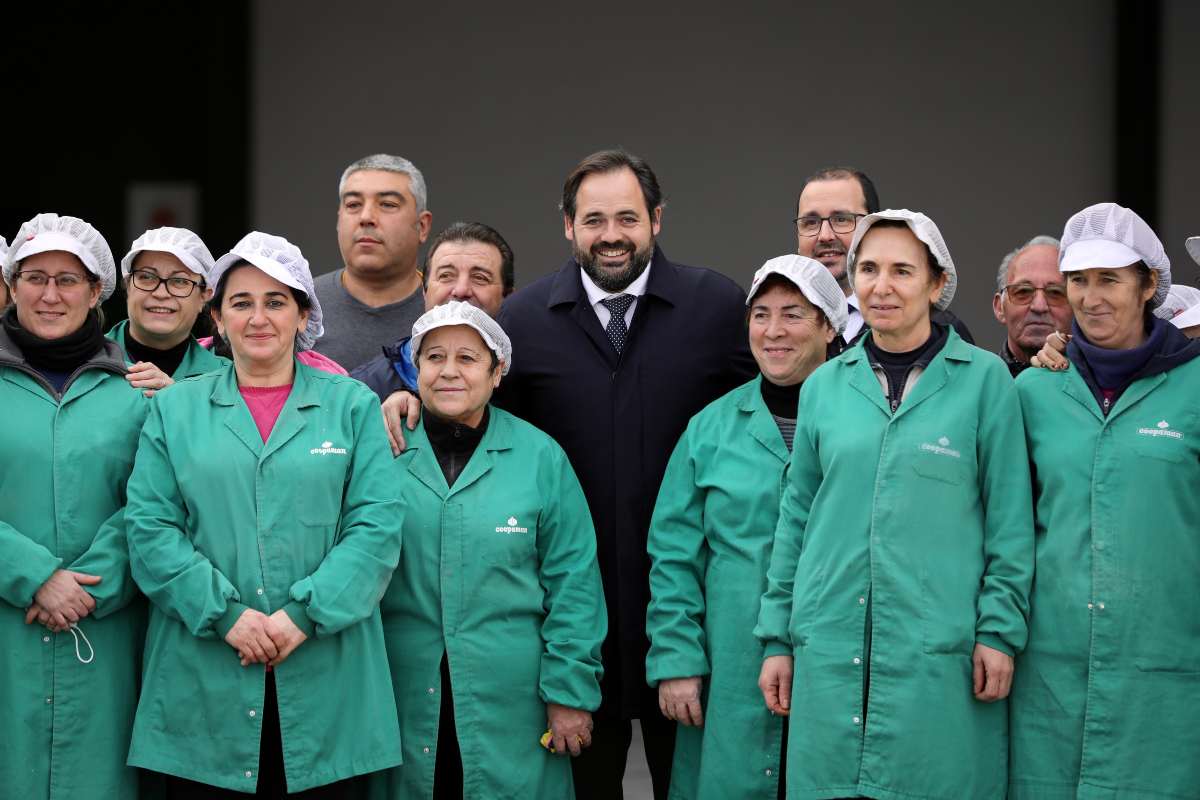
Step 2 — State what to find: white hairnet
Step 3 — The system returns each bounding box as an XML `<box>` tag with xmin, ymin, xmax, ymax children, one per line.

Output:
<box><xmin>211</xmin><ymin>232</ymin><xmax>324</xmax><ymax>351</ymax></box>
<box><xmin>121</xmin><ymin>227</ymin><xmax>216</xmax><ymax>282</ymax></box>
<box><xmin>0</xmin><ymin>237</ymin><xmax>7</xmax><ymax>284</ymax></box>
<box><xmin>1186</xmin><ymin>236</ymin><xmax>1199</xmax><ymax>268</ymax></box>
<box><xmin>3</xmin><ymin>213</ymin><xmax>117</xmax><ymax>301</ymax></box>
<box><xmin>847</xmin><ymin>209</ymin><xmax>957</xmax><ymax>310</ymax></box>
<box><xmin>411</xmin><ymin>300</ymin><xmax>512</xmax><ymax>375</ymax></box>
<box><xmin>747</xmin><ymin>254</ymin><xmax>850</xmax><ymax>335</ymax></box>
<box><xmin>1153</xmin><ymin>284</ymin><xmax>1200</xmax><ymax>320</ymax></box>
<box><xmin>1059</xmin><ymin>203</ymin><xmax>1170</xmax><ymax>308</ymax></box>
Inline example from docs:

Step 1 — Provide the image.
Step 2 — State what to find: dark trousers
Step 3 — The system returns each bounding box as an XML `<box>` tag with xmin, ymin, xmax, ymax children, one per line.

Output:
<box><xmin>163</xmin><ymin>670</ymin><xmax>364</xmax><ymax>799</ymax></box>
<box><xmin>433</xmin><ymin>654</ymin><xmax>464</xmax><ymax>799</ymax></box>
<box><xmin>571</xmin><ymin>710</ymin><xmax>676</xmax><ymax>800</ymax></box>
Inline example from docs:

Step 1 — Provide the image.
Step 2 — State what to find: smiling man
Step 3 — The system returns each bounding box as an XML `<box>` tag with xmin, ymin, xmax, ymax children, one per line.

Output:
<box><xmin>312</xmin><ymin>153</ymin><xmax>433</xmax><ymax>370</ymax></box>
<box><xmin>494</xmin><ymin>149</ymin><xmax>756</xmax><ymax>800</ymax></box>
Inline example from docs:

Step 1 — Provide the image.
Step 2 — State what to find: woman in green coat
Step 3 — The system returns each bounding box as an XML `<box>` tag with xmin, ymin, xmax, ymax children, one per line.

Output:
<box><xmin>0</xmin><ymin>213</ymin><xmax>148</xmax><ymax>799</ymax></box>
<box><xmin>368</xmin><ymin>301</ymin><xmax>606</xmax><ymax>800</ymax></box>
<box><xmin>645</xmin><ymin>254</ymin><xmax>846</xmax><ymax>800</ymax></box>
<box><xmin>125</xmin><ymin>232</ymin><xmax>403</xmax><ymax>797</ymax></box>
<box><xmin>756</xmin><ymin>210</ymin><xmax>1035</xmax><ymax>800</ymax></box>
<box><xmin>1010</xmin><ymin>203</ymin><xmax>1200</xmax><ymax>799</ymax></box>
<box><xmin>105</xmin><ymin>226</ymin><xmax>226</xmax><ymax>393</ymax></box>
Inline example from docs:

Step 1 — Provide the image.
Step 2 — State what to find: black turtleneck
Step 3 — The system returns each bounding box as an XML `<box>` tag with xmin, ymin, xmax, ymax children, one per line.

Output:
<box><xmin>865</xmin><ymin>323</ymin><xmax>948</xmax><ymax>411</ymax></box>
<box><xmin>424</xmin><ymin>406</ymin><xmax>490</xmax><ymax>488</ymax></box>
<box><xmin>759</xmin><ymin>377</ymin><xmax>802</xmax><ymax>451</ymax></box>
<box><xmin>123</xmin><ymin>327</ymin><xmax>191</xmax><ymax>377</ymax></box>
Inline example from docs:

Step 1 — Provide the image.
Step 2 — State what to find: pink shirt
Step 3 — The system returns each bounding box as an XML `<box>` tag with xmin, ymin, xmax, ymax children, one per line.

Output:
<box><xmin>239</xmin><ymin>384</ymin><xmax>293</xmax><ymax>442</ymax></box>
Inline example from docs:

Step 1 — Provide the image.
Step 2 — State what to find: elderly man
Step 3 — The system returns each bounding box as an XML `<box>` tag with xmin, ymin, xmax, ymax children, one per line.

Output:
<box><xmin>313</xmin><ymin>153</ymin><xmax>433</xmax><ymax>370</ymax></box>
<box><xmin>795</xmin><ymin>166</ymin><xmax>973</xmax><ymax>345</ymax></box>
<box><xmin>991</xmin><ymin>235</ymin><xmax>1071</xmax><ymax>376</ymax></box>
<box><xmin>492</xmin><ymin>149</ymin><xmax>755</xmax><ymax>799</ymax></box>
<box><xmin>352</xmin><ymin>220</ymin><xmax>513</xmax><ymax>403</ymax></box>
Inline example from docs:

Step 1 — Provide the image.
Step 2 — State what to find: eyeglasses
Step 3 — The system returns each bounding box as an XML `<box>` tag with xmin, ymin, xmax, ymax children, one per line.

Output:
<box><xmin>15</xmin><ymin>270</ymin><xmax>91</xmax><ymax>290</ymax></box>
<box><xmin>1003</xmin><ymin>282</ymin><xmax>1069</xmax><ymax>307</ymax></box>
<box><xmin>794</xmin><ymin>212</ymin><xmax>864</xmax><ymax>237</ymax></box>
<box><xmin>130</xmin><ymin>269</ymin><xmax>203</xmax><ymax>298</ymax></box>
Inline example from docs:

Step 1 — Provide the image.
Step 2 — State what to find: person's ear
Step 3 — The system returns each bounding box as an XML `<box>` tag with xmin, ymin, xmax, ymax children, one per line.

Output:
<box><xmin>823</xmin><ymin>322</ymin><xmax>837</xmax><ymax>345</ymax></box>
<box><xmin>1142</xmin><ymin>270</ymin><xmax>1159</xmax><ymax>305</ymax></box>
<box><xmin>210</xmin><ymin>307</ymin><xmax>225</xmax><ymax>337</ymax></box>
<box><xmin>992</xmin><ymin>292</ymin><xmax>1006</xmax><ymax>324</ymax></box>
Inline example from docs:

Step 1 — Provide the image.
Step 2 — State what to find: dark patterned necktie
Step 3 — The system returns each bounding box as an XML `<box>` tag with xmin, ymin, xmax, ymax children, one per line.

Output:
<box><xmin>601</xmin><ymin>294</ymin><xmax>635</xmax><ymax>353</ymax></box>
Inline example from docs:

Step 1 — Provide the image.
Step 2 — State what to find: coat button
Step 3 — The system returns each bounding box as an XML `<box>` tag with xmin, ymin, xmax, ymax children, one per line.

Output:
<box><xmin>1087</xmin><ymin>602</ymin><xmax>1094</xmax><ymax>610</ymax></box>
<box><xmin>853</xmin><ymin>657</ymin><xmax>861</xmax><ymax>665</ymax></box>
<box><xmin>427</xmin><ymin>687</ymin><xmax>436</xmax><ymax>695</ymax></box>
<box><xmin>43</xmin><ymin>636</ymin><xmax>50</xmax><ymax>643</ymax></box>
<box><xmin>765</xmin><ymin>768</ymin><xmax>773</xmax><ymax>776</ymax></box>
<box><xmin>1097</xmin><ymin>602</ymin><xmax>1105</xmax><ymax>610</ymax></box>
<box><xmin>245</xmin><ymin>771</ymin><xmax>252</xmax><ymax>778</ymax></box>
<box><xmin>45</xmin><ymin>697</ymin><xmax>53</xmax><ymax>704</ymax></box>
<box><xmin>248</xmin><ymin>709</ymin><xmax>256</xmax><ymax>717</ymax></box>
<box><xmin>256</xmin><ymin>588</ymin><xmax>264</xmax><ymax>595</ymax></box>
<box><xmin>423</xmin><ymin>747</ymin><xmax>431</xmax><ymax>754</ymax></box>
<box><xmin>858</xmin><ymin>597</ymin><xmax>866</xmax><ymax>606</ymax></box>
<box><xmin>852</xmin><ymin>715</ymin><xmax>861</xmax><ymax>725</ymax></box>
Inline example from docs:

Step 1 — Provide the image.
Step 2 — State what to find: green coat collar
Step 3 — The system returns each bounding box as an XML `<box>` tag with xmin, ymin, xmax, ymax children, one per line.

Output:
<box><xmin>105</xmin><ymin>319</ymin><xmax>227</xmax><ymax>378</ymax></box>
<box><xmin>208</xmin><ymin>359</ymin><xmax>323</xmax><ymax>461</ymax></box>
<box><xmin>842</xmin><ymin>327</ymin><xmax>973</xmax><ymax>420</ymax></box>
<box><xmin>404</xmin><ymin>405</ymin><xmax>515</xmax><ymax>499</ymax></box>
<box><xmin>736</xmin><ymin>375</ymin><xmax>791</xmax><ymax>464</ymax></box>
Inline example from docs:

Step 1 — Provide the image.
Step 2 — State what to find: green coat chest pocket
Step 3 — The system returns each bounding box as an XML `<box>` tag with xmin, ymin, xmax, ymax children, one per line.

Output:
<box><xmin>479</xmin><ymin>509</ymin><xmax>539</xmax><ymax>567</ymax></box>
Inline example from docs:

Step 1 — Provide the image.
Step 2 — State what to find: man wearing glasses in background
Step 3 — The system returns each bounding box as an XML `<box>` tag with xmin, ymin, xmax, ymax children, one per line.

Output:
<box><xmin>794</xmin><ymin>166</ymin><xmax>974</xmax><ymax>346</ymax></box>
<box><xmin>991</xmin><ymin>235</ymin><xmax>1072</xmax><ymax>377</ymax></box>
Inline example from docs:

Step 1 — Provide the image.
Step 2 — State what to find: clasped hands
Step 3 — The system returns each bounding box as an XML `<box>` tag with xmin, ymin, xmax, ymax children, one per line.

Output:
<box><xmin>25</xmin><ymin>569</ymin><xmax>101</xmax><ymax>633</ymax></box>
<box><xmin>224</xmin><ymin>608</ymin><xmax>307</xmax><ymax>667</ymax></box>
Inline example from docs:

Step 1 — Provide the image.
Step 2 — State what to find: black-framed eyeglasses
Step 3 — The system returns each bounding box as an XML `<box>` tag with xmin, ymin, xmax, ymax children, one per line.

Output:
<box><xmin>1003</xmin><ymin>282</ymin><xmax>1069</xmax><ymax>307</ymax></box>
<box><xmin>15</xmin><ymin>270</ymin><xmax>91</xmax><ymax>290</ymax></box>
<box><xmin>130</xmin><ymin>269</ymin><xmax>204</xmax><ymax>298</ymax></box>
<box><xmin>794</xmin><ymin>212</ymin><xmax>865</xmax><ymax>237</ymax></box>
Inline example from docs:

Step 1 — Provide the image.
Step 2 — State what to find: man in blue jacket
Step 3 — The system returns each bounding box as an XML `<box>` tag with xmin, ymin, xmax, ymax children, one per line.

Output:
<box><xmin>495</xmin><ymin>149</ymin><xmax>756</xmax><ymax>799</ymax></box>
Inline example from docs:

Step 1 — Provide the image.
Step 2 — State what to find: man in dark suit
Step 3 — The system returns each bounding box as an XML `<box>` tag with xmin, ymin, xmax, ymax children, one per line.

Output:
<box><xmin>495</xmin><ymin>149</ymin><xmax>755</xmax><ymax>799</ymax></box>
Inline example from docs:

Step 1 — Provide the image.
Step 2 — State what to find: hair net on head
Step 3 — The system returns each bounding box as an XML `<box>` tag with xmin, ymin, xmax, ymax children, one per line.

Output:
<box><xmin>1186</xmin><ymin>237</ymin><xmax>1200</xmax><ymax>268</ymax></box>
<box><xmin>3</xmin><ymin>213</ymin><xmax>118</xmax><ymax>301</ymax></box>
<box><xmin>847</xmin><ymin>209</ymin><xmax>957</xmax><ymax>310</ymax></box>
<box><xmin>1153</xmin><ymin>284</ymin><xmax>1200</xmax><ymax>320</ymax></box>
<box><xmin>211</xmin><ymin>232</ymin><xmax>324</xmax><ymax>351</ymax></box>
<box><xmin>747</xmin><ymin>254</ymin><xmax>850</xmax><ymax>335</ymax></box>
<box><xmin>0</xmin><ymin>237</ymin><xmax>7</xmax><ymax>283</ymax></box>
<box><xmin>121</xmin><ymin>227</ymin><xmax>216</xmax><ymax>282</ymax></box>
<box><xmin>1059</xmin><ymin>203</ymin><xmax>1170</xmax><ymax>308</ymax></box>
<box><xmin>411</xmin><ymin>300</ymin><xmax>512</xmax><ymax>375</ymax></box>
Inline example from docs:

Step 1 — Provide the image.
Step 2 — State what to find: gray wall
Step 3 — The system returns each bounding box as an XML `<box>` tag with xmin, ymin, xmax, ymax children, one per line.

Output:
<box><xmin>1161</xmin><ymin>0</ymin><xmax>1200</xmax><ymax>288</ymax></box>
<box><xmin>254</xmin><ymin>0</ymin><xmax>1127</xmax><ymax>341</ymax></box>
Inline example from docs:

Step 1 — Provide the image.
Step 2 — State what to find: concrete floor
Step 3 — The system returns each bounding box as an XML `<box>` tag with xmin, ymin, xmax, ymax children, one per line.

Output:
<box><xmin>621</xmin><ymin>720</ymin><xmax>655</xmax><ymax>799</ymax></box>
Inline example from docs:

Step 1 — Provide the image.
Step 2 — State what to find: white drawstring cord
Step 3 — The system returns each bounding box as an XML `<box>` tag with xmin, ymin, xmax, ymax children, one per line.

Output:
<box><xmin>68</xmin><ymin>623</ymin><xmax>95</xmax><ymax>664</ymax></box>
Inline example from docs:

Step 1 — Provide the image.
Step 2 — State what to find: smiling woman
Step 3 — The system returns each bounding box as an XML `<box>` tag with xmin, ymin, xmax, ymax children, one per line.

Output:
<box><xmin>371</xmin><ymin>300</ymin><xmax>606</xmax><ymax>799</ymax></box>
<box><xmin>0</xmin><ymin>213</ymin><xmax>150</xmax><ymax>800</ymax></box>
<box><xmin>124</xmin><ymin>231</ymin><xmax>404</xmax><ymax>798</ymax></box>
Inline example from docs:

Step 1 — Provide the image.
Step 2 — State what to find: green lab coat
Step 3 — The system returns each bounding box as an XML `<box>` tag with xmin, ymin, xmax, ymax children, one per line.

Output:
<box><xmin>367</xmin><ymin>407</ymin><xmax>606</xmax><ymax>800</ymax></box>
<box><xmin>1010</xmin><ymin>358</ymin><xmax>1200</xmax><ymax>799</ymax></box>
<box><xmin>755</xmin><ymin>330</ymin><xmax>1035</xmax><ymax>800</ymax></box>
<box><xmin>124</xmin><ymin>361</ymin><xmax>403</xmax><ymax>793</ymax></box>
<box><xmin>0</xmin><ymin>334</ymin><xmax>149</xmax><ymax>800</ymax></box>
<box><xmin>645</xmin><ymin>376</ymin><xmax>790</xmax><ymax>799</ymax></box>
<box><xmin>106</xmin><ymin>319</ymin><xmax>227</xmax><ymax>379</ymax></box>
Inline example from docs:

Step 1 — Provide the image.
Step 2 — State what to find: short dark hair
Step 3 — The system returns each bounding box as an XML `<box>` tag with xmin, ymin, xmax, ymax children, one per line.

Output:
<box><xmin>210</xmin><ymin>261</ymin><xmax>313</xmax><ymax>312</ymax></box>
<box><xmin>745</xmin><ymin>273</ymin><xmax>830</xmax><ymax>329</ymax></box>
<box><xmin>561</xmin><ymin>149</ymin><xmax>664</xmax><ymax>221</ymax></box>
<box><xmin>795</xmin><ymin>166</ymin><xmax>880</xmax><ymax>215</ymax></box>
<box><xmin>422</xmin><ymin>221</ymin><xmax>515</xmax><ymax>294</ymax></box>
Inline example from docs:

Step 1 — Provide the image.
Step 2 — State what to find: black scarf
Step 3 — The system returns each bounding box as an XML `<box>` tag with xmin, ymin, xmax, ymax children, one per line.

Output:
<box><xmin>2</xmin><ymin>306</ymin><xmax>106</xmax><ymax>373</ymax></box>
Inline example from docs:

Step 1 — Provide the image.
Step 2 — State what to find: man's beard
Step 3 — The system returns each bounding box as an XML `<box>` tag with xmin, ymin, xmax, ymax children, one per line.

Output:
<box><xmin>575</xmin><ymin>238</ymin><xmax>655</xmax><ymax>293</ymax></box>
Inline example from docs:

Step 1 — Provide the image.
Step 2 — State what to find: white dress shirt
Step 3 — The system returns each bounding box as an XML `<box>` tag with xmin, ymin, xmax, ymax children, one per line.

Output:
<box><xmin>844</xmin><ymin>291</ymin><xmax>865</xmax><ymax>342</ymax></box>
<box><xmin>580</xmin><ymin>262</ymin><xmax>653</xmax><ymax>329</ymax></box>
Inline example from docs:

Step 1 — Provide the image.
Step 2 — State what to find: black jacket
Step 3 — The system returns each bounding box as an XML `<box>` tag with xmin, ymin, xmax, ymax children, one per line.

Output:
<box><xmin>495</xmin><ymin>246</ymin><xmax>756</xmax><ymax>719</ymax></box>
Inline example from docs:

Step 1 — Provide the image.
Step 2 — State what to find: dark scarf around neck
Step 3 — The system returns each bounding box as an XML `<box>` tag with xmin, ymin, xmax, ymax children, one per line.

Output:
<box><xmin>2</xmin><ymin>305</ymin><xmax>106</xmax><ymax>373</ymax></box>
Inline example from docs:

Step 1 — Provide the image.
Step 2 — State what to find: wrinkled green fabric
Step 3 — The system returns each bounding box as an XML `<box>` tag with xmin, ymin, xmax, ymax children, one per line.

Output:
<box><xmin>647</xmin><ymin>376</ymin><xmax>790</xmax><ymax>799</ymax></box>
<box><xmin>125</xmin><ymin>361</ymin><xmax>403</xmax><ymax>793</ymax></box>
<box><xmin>756</xmin><ymin>331</ymin><xmax>1034</xmax><ymax>800</ymax></box>
<box><xmin>1011</xmin><ymin>360</ymin><xmax>1200</xmax><ymax>799</ymax></box>
<box><xmin>368</xmin><ymin>407</ymin><xmax>605</xmax><ymax>800</ymax></box>
<box><xmin>0</xmin><ymin>333</ymin><xmax>148</xmax><ymax>800</ymax></box>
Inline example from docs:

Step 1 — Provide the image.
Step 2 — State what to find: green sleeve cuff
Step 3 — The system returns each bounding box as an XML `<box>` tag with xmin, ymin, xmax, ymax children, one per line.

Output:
<box><xmin>975</xmin><ymin>633</ymin><xmax>1015</xmax><ymax>657</ymax></box>
<box><xmin>762</xmin><ymin>640</ymin><xmax>793</xmax><ymax>659</ymax></box>
<box><xmin>282</xmin><ymin>600</ymin><xmax>317</xmax><ymax>638</ymax></box>
<box><xmin>214</xmin><ymin>601</ymin><xmax>251</xmax><ymax>640</ymax></box>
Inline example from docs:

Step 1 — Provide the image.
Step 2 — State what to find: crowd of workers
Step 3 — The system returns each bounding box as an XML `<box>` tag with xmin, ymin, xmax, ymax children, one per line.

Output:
<box><xmin>2</xmin><ymin>148</ymin><xmax>1198</xmax><ymax>800</ymax></box>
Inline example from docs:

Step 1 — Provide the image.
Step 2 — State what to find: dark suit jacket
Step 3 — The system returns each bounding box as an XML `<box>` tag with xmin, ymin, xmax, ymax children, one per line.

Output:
<box><xmin>495</xmin><ymin>246</ymin><xmax>756</xmax><ymax>719</ymax></box>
